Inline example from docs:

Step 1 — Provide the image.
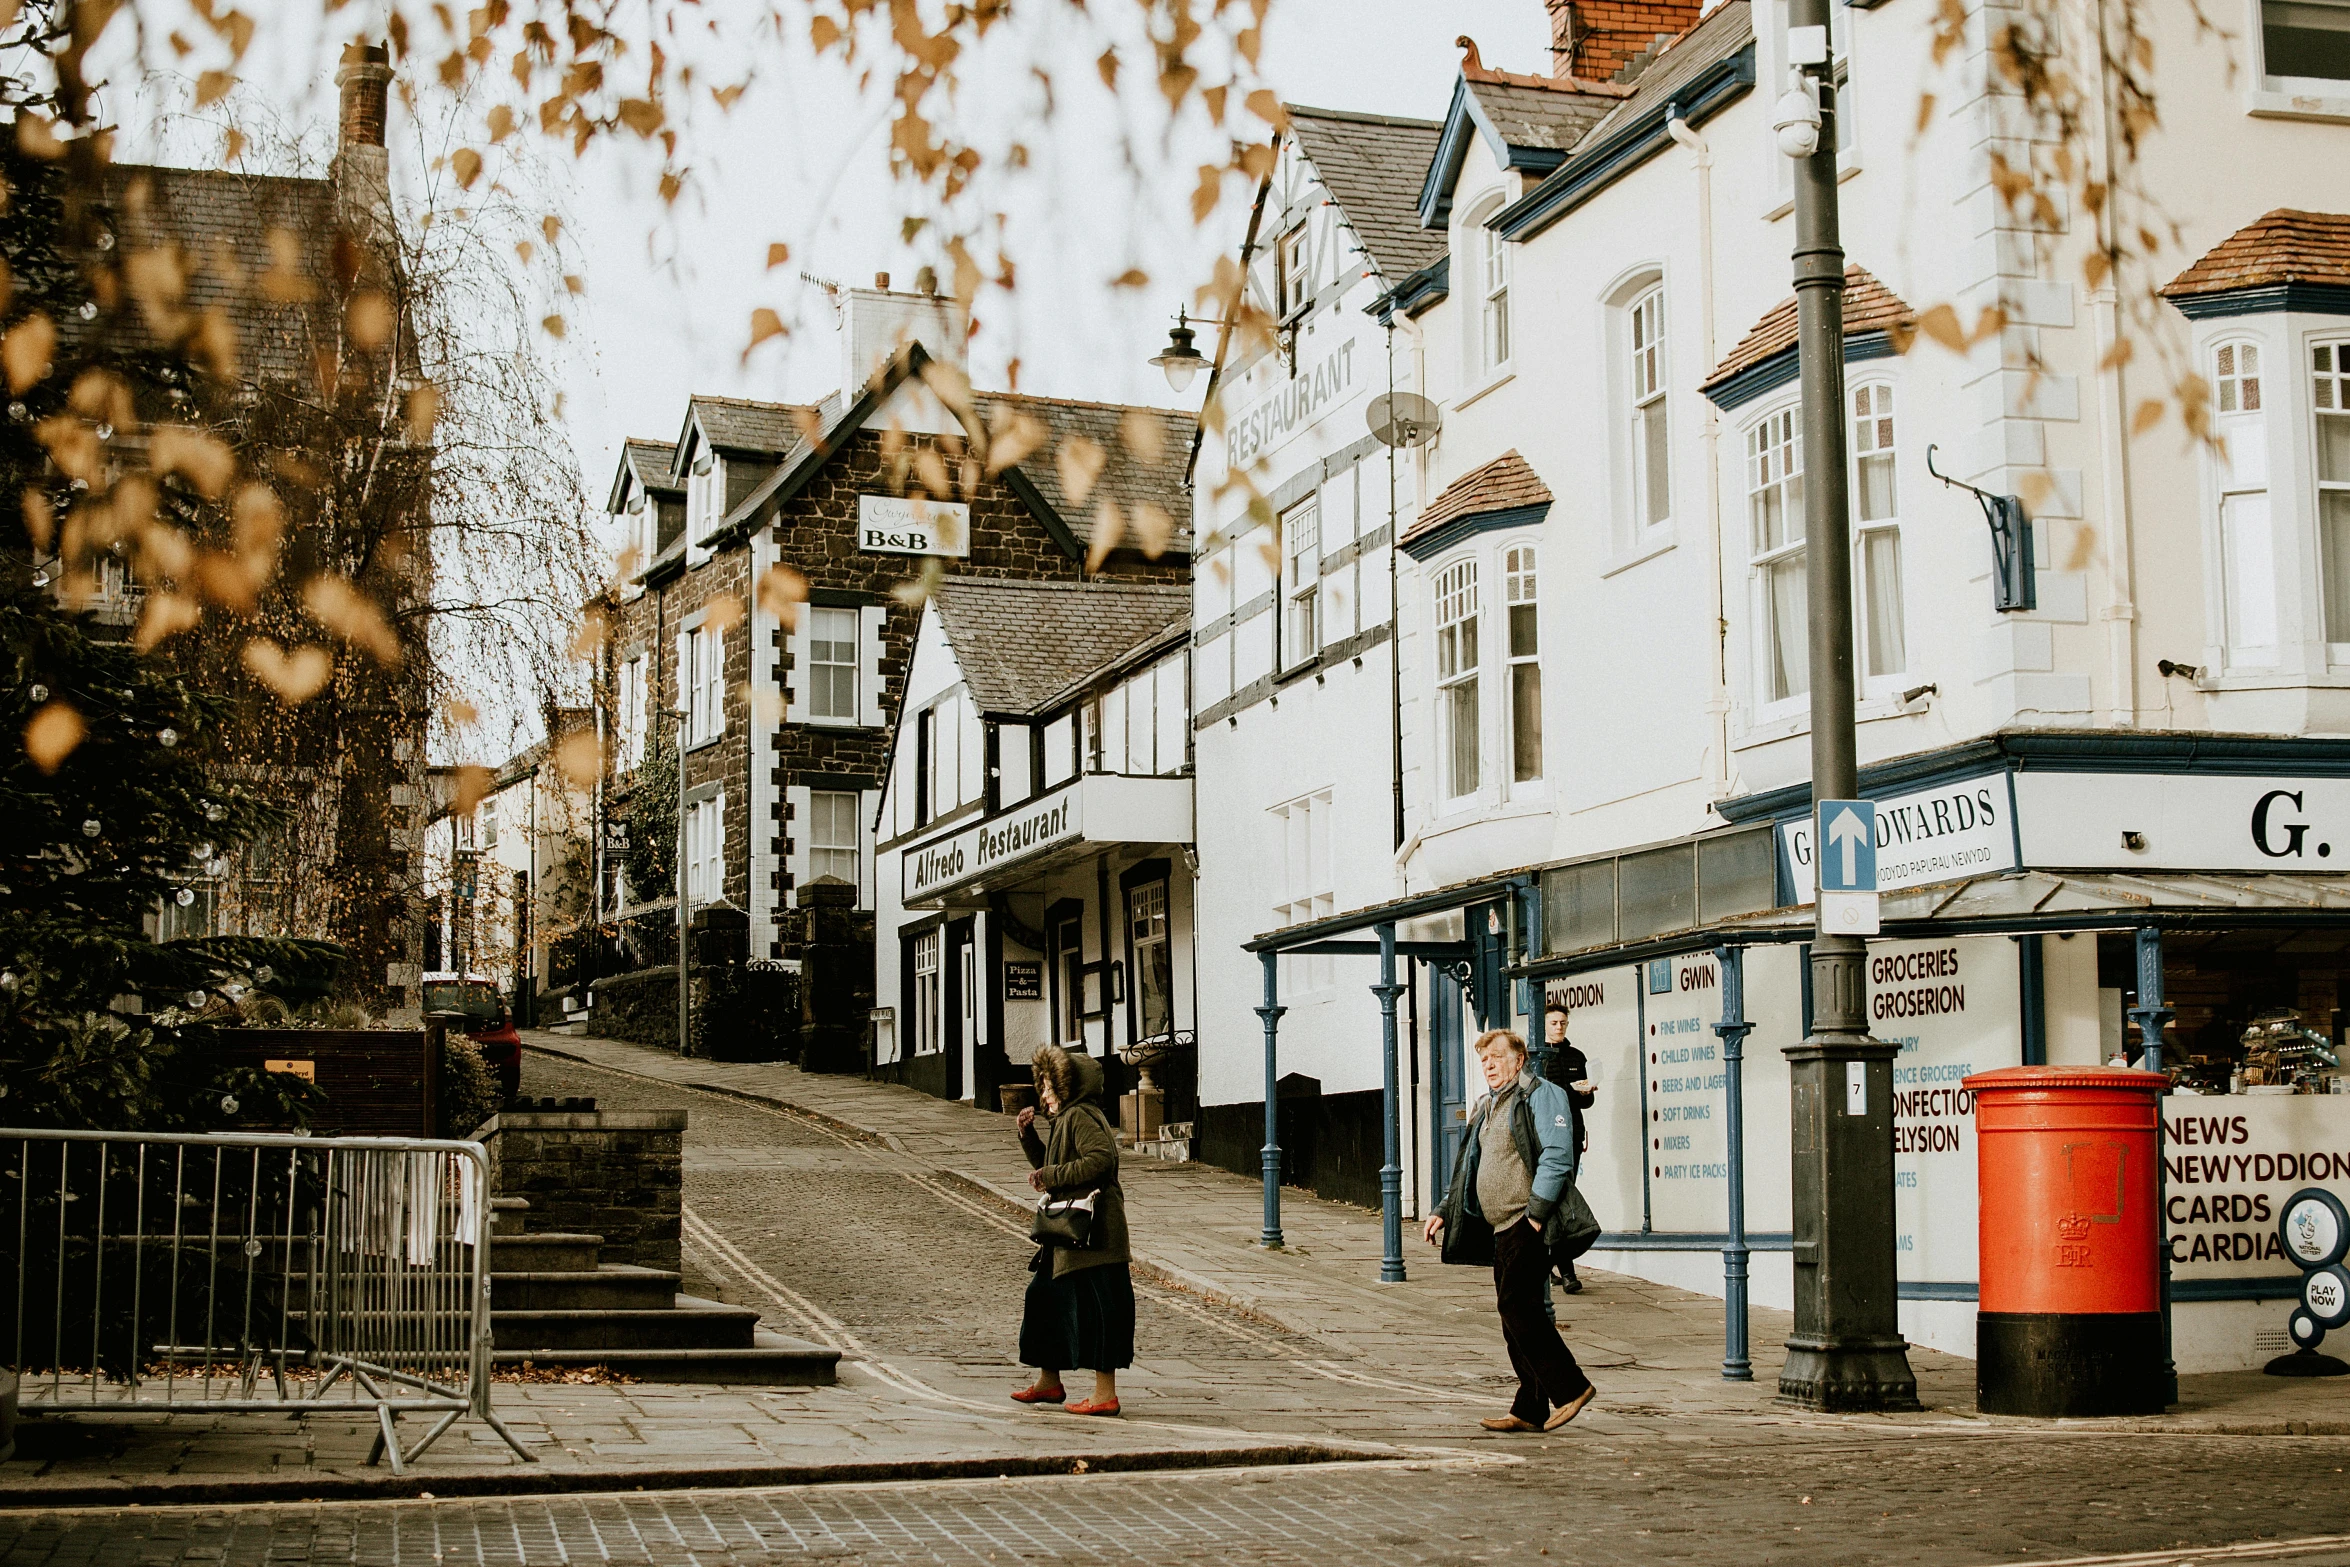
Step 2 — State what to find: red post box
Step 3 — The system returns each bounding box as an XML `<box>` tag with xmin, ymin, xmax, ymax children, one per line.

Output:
<box><xmin>1963</xmin><ymin>1065</ymin><xmax>2170</xmax><ymax>1417</ymax></box>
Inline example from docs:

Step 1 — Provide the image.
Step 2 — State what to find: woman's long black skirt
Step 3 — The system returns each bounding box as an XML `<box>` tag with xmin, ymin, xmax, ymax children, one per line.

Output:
<box><xmin>1018</xmin><ymin>1257</ymin><xmax>1136</xmax><ymax>1372</ymax></box>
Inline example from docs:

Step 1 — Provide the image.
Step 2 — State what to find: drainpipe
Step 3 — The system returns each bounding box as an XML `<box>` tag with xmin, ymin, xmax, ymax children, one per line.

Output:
<box><xmin>2091</xmin><ymin>0</ymin><xmax>2140</xmax><ymax>728</ymax></box>
<box><xmin>1667</xmin><ymin>105</ymin><xmax>1732</xmax><ymax>797</ymax></box>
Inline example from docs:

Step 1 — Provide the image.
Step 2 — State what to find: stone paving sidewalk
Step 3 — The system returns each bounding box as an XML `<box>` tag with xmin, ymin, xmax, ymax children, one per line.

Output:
<box><xmin>527</xmin><ymin>1030</ymin><xmax>2350</xmax><ymax>1438</ymax></box>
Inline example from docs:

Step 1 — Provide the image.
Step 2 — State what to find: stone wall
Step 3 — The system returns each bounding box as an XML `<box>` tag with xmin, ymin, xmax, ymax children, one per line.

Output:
<box><xmin>483</xmin><ymin>1108</ymin><xmax>686</xmax><ymax>1273</ymax></box>
<box><xmin>590</xmin><ymin>966</ymin><xmax>681</xmax><ymax>1052</ymax></box>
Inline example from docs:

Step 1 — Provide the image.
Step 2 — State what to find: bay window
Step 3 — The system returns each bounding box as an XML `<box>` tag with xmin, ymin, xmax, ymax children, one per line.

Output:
<box><xmin>1851</xmin><ymin>383</ymin><xmax>1907</xmax><ymax>679</ymax></box>
<box><xmin>1434</xmin><ymin>559</ymin><xmax>1482</xmax><ymax>798</ymax></box>
<box><xmin>2318</xmin><ymin>342</ymin><xmax>2350</xmax><ymax>643</ymax></box>
<box><xmin>1504</xmin><ymin>545</ymin><xmax>1542</xmax><ymax>782</ymax></box>
<box><xmin>1749</xmin><ymin>407</ymin><xmax>1808</xmax><ymax>705</ymax></box>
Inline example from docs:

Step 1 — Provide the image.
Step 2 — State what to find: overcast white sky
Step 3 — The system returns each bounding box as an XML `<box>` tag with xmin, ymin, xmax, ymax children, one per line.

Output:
<box><xmin>547</xmin><ymin>1</ymin><xmax>1550</xmax><ymax>510</ymax></box>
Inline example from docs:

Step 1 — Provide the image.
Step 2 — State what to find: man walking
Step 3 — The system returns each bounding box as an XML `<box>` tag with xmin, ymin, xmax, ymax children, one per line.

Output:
<box><xmin>1542</xmin><ymin>1002</ymin><xmax>1598</xmax><ymax>1293</ymax></box>
<box><xmin>1422</xmin><ymin>1028</ymin><xmax>1596</xmax><ymax>1433</ymax></box>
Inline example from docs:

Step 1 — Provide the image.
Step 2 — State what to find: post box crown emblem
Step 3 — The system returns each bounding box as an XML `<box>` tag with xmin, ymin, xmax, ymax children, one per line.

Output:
<box><xmin>2056</xmin><ymin>1213</ymin><xmax>2093</xmax><ymax>1242</ymax></box>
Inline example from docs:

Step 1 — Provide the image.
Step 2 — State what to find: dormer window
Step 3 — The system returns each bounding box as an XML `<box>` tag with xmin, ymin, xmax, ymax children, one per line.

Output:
<box><xmin>1464</xmin><ymin>197</ymin><xmax>1510</xmax><ymax>379</ymax></box>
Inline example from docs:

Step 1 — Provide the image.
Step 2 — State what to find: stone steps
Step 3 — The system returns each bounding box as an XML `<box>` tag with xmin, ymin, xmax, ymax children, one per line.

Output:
<box><xmin>489</xmin><ymin>1264</ymin><xmax>681</xmax><ymax>1312</ymax></box>
<box><xmin>482</xmin><ymin>1198</ymin><xmax>833</xmax><ymax>1384</ymax></box>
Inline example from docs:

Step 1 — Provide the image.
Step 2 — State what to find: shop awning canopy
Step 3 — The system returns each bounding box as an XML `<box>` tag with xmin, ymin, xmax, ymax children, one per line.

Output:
<box><xmin>1243</xmin><ymin>867</ymin><xmax>1542</xmax><ymax>955</ymax></box>
<box><xmin>1520</xmin><ymin>868</ymin><xmax>2350</xmax><ymax>978</ymax></box>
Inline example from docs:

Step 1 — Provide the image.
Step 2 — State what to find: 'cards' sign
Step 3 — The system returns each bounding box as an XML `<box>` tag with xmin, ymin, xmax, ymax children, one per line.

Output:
<box><xmin>858</xmin><ymin>495</ymin><xmax>970</xmax><ymax>558</ymax></box>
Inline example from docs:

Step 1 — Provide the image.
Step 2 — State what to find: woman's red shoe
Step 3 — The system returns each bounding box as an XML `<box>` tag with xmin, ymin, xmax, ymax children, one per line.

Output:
<box><xmin>1010</xmin><ymin>1384</ymin><xmax>1066</xmax><ymax>1405</ymax></box>
<box><xmin>1064</xmin><ymin>1397</ymin><xmax>1121</xmax><ymax>1417</ymax></box>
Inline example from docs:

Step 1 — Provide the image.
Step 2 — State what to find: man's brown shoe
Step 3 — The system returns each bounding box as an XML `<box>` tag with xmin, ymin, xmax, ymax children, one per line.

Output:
<box><xmin>1544</xmin><ymin>1387</ymin><xmax>1597</xmax><ymax>1429</ymax></box>
<box><xmin>1479</xmin><ymin>1415</ymin><xmax>1540</xmax><ymax>1432</ymax></box>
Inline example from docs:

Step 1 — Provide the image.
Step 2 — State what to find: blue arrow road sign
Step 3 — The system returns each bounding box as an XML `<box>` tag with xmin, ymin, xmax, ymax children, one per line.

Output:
<box><xmin>1817</xmin><ymin>799</ymin><xmax>1878</xmax><ymax>894</ymax></box>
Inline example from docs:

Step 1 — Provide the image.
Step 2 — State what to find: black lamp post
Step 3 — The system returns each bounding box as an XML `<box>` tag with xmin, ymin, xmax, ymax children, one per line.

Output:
<box><xmin>1775</xmin><ymin>0</ymin><xmax>1918</xmax><ymax>1412</ymax></box>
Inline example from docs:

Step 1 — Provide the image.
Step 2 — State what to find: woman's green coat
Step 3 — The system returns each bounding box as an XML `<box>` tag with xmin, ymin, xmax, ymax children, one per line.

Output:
<box><xmin>1018</xmin><ymin>1051</ymin><xmax>1130</xmax><ymax>1278</ymax></box>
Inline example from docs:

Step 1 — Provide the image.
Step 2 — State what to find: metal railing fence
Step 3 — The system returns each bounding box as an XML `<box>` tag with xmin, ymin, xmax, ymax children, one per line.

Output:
<box><xmin>2</xmin><ymin>1127</ymin><xmax>533</xmax><ymax>1473</ymax></box>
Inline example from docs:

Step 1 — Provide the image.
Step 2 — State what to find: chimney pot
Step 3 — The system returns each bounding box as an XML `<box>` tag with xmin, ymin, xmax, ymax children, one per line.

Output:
<box><xmin>875</xmin><ymin>271</ymin><xmax>891</xmax><ymax>290</ymax></box>
<box><xmin>336</xmin><ymin>40</ymin><xmax>392</xmax><ymax>151</ymax></box>
<box><xmin>1546</xmin><ymin>0</ymin><xmax>1697</xmax><ymax>81</ymax></box>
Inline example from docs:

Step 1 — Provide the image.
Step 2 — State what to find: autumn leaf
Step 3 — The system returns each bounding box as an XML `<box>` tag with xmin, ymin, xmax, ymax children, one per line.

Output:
<box><xmin>1110</xmin><ymin>268</ymin><xmax>1150</xmax><ymax>289</ymax></box>
<box><xmin>745</xmin><ymin>307</ymin><xmax>786</xmax><ymax>359</ymax></box>
<box><xmin>444</xmin><ymin>697</ymin><xmax>480</xmax><ymax>729</ymax></box>
<box><xmin>243</xmin><ymin>640</ymin><xmax>334</xmax><ymax>704</ymax></box>
<box><xmin>452</xmin><ymin>147</ymin><xmax>483</xmax><ymax>188</ymax></box>
<box><xmin>195</xmin><ymin>69</ymin><xmax>235</xmax><ymax>106</ymax></box>
<box><xmin>24</xmin><ymin>700</ymin><xmax>85</xmax><ymax>773</ymax></box>
<box><xmin>568</xmin><ymin>607</ymin><xmax>609</xmax><ymax>660</ymax></box>
<box><xmin>230</xmin><ymin>483</ymin><xmax>284</xmax><ymax>567</ymax></box>
<box><xmin>303</xmin><ymin>574</ymin><xmax>401</xmax><ymax>665</ymax></box>
<box><xmin>542</xmin><ymin>214</ymin><xmax>562</xmax><ymax>245</ymax></box>
<box><xmin>1119</xmin><ymin>409</ymin><xmax>1165</xmax><ymax>464</ymax></box>
<box><xmin>404</xmin><ymin>381</ymin><xmax>442</xmax><ymax>442</ymax></box>
<box><xmin>1132</xmin><ymin>502</ymin><xmax>1174</xmax><ymax>558</ymax></box>
<box><xmin>913</xmin><ymin>447</ymin><xmax>952</xmax><ymax>500</ymax></box>
<box><xmin>1244</xmin><ymin>89</ymin><xmax>1289</xmax><ymax>131</ymax></box>
<box><xmin>553</xmin><ymin>728</ymin><xmax>603</xmax><ymax>787</ymax></box>
<box><xmin>2131</xmin><ymin>398</ymin><xmax>2165</xmax><ymax>435</ymax></box>
<box><xmin>16</xmin><ymin>114</ymin><xmax>62</xmax><ymax>160</ymax></box>
<box><xmin>21</xmin><ymin>488</ymin><xmax>52</xmax><ymax>551</ymax></box>
<box><xmin>756</xmin><ymin>564</ymin><xmax>807</xmax><ymax>628</ymax></box>
<box><xmin>766</xmin><ymin>243</ymin><xmax>790</xmax><ymax>269</ymax></box>
<box><xmin>1086</xmin><ymin>497</ymin><xmax>1126</xmax><ymax>571</ymax></box>
<box><xmin>1190</xmin><ymin>164</ymin><xmax>1222</xmax><ymax>224</ymax></box>
<box><xmin>451</xmin><ymin>763</ymin><xmax>494</xmax><ymax>817</ymax></box>
<box><xmin>617</xmin><ymin>98</ymin><xmax>663</xmax><ymax>137</ymax></box>
<box><xmin>1056</xmin><ymin>434</ymin><xmax>1108</xmax><ymax>508</ymax></box>
<box><xmin>347</xmin><ymin>290</ymin><xmax>394</xmax><ymax>351</ymax></box>
<box><xmin>703</xmin><ymin>595</ymin><xmax>746</xmax><ymax>635</ymax></box>
<box><xmin>1914</xmin><ymin>303</ymin><xmax>1966</xmax><ymax>353</ymax></box>
<box><xmin>890</xmin><ymin>557</ymin><xmax>944</xmax><ymax>606</ymax></box>
<box><xmin>3</xmin><ymin>312</ymin><xmax>55</xmax><ymax>393</ymax></box>
<box><xmin>543</xmin><ymin>313</ymin><xmax>567</xmax><ymax>339</ymax></box>
<box><xmin>984</xmin><ymin>408</ymin><xmax>1047</xmax><ymax>475</ymax></box>
<box><xmin>487</xmin><ymin>105</ymin><xmax>516</xmax><ymax>142</ymax></box>
<box><xmin>258</xmin><ymin>228</ymin><xmax>316</xmax><ymax>303</ymax></box>
<box><xmin>132</xmin><ymin>590</ymin><xmax>202</xmax><ymax>651</ymax></box>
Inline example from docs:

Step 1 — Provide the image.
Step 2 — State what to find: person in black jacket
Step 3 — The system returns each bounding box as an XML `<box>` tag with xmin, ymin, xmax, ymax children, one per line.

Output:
<box><xmin>1542</xmin><ymin>1004</ymin><xmax>1598</xmax><ymax>1294</ymax></box>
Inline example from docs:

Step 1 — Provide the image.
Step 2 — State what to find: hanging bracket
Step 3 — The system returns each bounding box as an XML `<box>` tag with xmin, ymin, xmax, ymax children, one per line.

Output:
<box><xmin>1925</xmin><ymin>444</ymin><xmax>2036</xmax><ymax>613</ymax></box>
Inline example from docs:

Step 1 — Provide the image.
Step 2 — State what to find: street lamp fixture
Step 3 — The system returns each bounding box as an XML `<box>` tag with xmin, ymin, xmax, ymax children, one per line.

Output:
<box><xmin>1148</xmin><ymin>309</ymin><xmax>1209</xmax><ymax>393</ymax></box>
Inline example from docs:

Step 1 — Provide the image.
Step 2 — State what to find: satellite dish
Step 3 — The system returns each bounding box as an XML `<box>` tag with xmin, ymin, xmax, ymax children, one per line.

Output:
<box><xmin>1368</xmin><ymin>392</ymin><xmax>1441</xmax><ymax>448</ymax></box>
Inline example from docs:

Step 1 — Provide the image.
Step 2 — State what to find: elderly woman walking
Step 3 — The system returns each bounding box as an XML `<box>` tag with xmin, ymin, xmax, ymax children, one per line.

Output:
<box><xmin>1011</xmin><ymin>1044</ymin><xmax>1132</xmax><ymax>1416</ymax></box>
<box><xmin>1423</xmin><ymin>1027</ymin><xmax>1598</xmax><ymax>1432</ymax></box>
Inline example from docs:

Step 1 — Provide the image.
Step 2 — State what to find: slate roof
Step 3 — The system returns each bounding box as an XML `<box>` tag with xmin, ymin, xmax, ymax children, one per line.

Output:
<box><xmin>1464</xmin><ymin>77</ymin><xmax>1619</xmax><ymax>157</ymax></box>
<box><xmin>975</xmin><ymin>392</ymin><xmax>1198</xmax><ymax>555</ymax></box>
<box><xmin>1559</xmin><ymin>1</ymin><xmax>1754</xmax><ymax>160</ymax></box>
<box><xmin>1703</xmin><ymin>265</ymin><xmax>1914</xmax><ymax>389</ymax></box>
<box><xmin>77</xmin><ymin>164</ymin><xmax>342</xmax><ymax>389</ymax></box>
<box><xmin>1286</xmin><ymin>106</ymin><xmax>1448</xmax><ymax>283</ymax></box>
<box><xmin>689</xmin><ymin>395</ymin><xmax>811</xmax><ymax>456</ymax></box>
<box><xmin>1403</xmin><ymin>450</ymin><xmax>1553</xmax><ymax>545</ymax></box>
<box><xmin>2163</xmin><ymin>210</ymin><xmax>2350</xmax><ymax>298</ymax></box>
<box><xmin>929</xmin><ymin>577</ymin><xmax>1192</xmax><ymax>716</ymax></box>
<box><xmin>626</xmin><ymin>439</ymin><xmax>680</xmax><ymax>492</ymax></box>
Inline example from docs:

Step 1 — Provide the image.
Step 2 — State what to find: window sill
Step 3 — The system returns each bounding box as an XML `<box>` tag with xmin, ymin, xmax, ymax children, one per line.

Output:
<box><xmin>686</xmin><ymin>733</ymin><xmax>726</xmax><ymax>754</ymax></box>
<box><xmin>1453</xmin><ymin>368</ymin><xmax>1515</xmax><ymax>412</ymax></box>
<box><xmin>1599</xmin><ymin>534</ymin><xmax>1676</xmax><ymax>579</ymax></box>
<box><xmin>1733</xmin><ymin>692</ymin><xmax>1920</xmax><ymax>749</ymax></box>
<box><xmin>2248</xmin><ymin>84</ymin><xmax>2350</xmax><ymax>122</ymax></box>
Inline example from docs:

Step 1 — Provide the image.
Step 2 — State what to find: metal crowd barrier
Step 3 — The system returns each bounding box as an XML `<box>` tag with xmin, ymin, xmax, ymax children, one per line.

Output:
<box><xmin>2</xmin><ymin>1128</ymin><xmax>533</xmax><ymax>1473</ymax></box>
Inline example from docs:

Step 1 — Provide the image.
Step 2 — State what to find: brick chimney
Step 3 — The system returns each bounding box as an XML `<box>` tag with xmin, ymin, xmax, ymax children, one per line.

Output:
<box><xmin>333</xmin><ymin>41</ymin><xmax>394</xmax><ymax>257</ymax></box>
<box><xmin>336</xmin><ymin>41</ymin><xmax>392</xmax><ymax>151</ymax></box>
<box><xmin>1546</xmin><ymin>0</ymin><xmax>1701</xmax><ymax>82</ymax></box>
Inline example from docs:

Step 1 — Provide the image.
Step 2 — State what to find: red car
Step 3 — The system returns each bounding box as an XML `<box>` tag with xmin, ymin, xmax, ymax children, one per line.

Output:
<box><xmin>421</xmin><ymin>973</ymin><xmax>522</xmax><ymax>1102</ymax></box>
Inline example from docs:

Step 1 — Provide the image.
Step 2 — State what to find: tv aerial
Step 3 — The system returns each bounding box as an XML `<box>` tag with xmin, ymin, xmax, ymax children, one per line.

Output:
<box><xmin>1367</xmin><ymin>392</ymin><xmax>1440</xmax><ymax>449</ymax></box>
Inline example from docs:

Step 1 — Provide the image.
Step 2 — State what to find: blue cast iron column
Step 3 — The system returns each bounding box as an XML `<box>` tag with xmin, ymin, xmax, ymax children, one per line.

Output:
<box><xmin>1375</xmin><ymin>921</ymin><xmax>1408</xmax><ymax>1282</ymax></box>
<box><xmin>1255</xmin><ymin>950</ymin><xmax>1286</xmax><ymax>1250</ymax></box>
<box><xmin>1714</xmin><ymin>945</ymin><xmax>1755</xmax><ymax>1382</ymax></box>
<box><xmin>2129</xmin><ymin>926</ymin><xmax>2178</xmax><ymax>1403</ymax></box>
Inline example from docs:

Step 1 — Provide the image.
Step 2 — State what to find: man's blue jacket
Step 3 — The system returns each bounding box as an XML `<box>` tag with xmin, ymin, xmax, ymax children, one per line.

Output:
<box><xmin>1447</xmin><ymin>1072</ymin><xmax>1580</xmax><ymax>1241</ymax></box>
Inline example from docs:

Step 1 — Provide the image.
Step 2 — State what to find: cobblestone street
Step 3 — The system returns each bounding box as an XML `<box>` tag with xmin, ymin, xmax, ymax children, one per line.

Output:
<box><xmin>10</xmin><ymin>1433</ymin><xmax>2350</xmax><ymax>1565</ymax></box>
<box><xmin>10</xmin><ymin>1043</ymin><xmax>2350</xmax><ymax>1563</ymax></box>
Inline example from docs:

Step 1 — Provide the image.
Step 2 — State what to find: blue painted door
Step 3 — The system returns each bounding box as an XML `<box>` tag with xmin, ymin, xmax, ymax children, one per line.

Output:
<box><xmin>1430</xmin><ymin>963</ymin><xmax>1470</xmax><ymax>1206</ymax></box>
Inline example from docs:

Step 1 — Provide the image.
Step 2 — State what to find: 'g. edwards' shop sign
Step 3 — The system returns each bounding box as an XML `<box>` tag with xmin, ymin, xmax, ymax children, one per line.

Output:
<box><xmin>902</xmin><ymin>785</ymin><xmax>1081</xmax><ymax>903</ymax></box>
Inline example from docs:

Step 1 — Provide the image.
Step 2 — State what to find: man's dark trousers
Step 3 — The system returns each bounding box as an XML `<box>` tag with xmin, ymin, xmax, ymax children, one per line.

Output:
<box><xmin>1494</xmin><ymin>1220</ymin><xmax>1591</xmax><ymax>1423</ymax></box>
